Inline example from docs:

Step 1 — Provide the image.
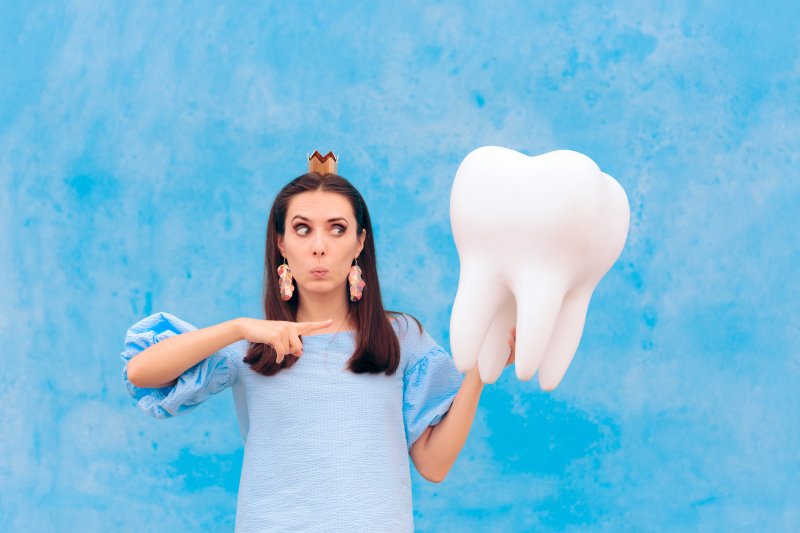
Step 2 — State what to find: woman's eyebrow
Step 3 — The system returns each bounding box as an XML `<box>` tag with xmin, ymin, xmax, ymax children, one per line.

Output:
<box><xmin>291</xmin><ymin>215</ymin><xmax>348</xmax><ymax>223</ymax></box>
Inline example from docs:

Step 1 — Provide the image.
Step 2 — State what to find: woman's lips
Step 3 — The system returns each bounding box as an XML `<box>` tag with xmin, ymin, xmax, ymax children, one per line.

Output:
<box><xmin>311</xmin><ymin>268</ymin><xmax>328</xmax><ymax>278</ymax></box>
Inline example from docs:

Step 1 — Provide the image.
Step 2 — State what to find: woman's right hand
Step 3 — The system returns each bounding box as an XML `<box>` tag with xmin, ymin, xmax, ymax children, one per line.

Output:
<box><xmin>236</xmin><ymin>318</ymin><xmax>334</xmax><ymax>363</ymax></box>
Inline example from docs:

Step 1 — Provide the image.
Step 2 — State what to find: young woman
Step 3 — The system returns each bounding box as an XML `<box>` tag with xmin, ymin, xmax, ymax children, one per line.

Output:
<box><xmin>120</xmin><ymin>161</ymin><xmax>516</xmax><ymax>532</ymax></box>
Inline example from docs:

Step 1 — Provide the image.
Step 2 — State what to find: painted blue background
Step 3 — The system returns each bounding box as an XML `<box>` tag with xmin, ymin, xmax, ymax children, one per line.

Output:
<box><xmin>1</xmin><ymin>1</ymin><xmax>797</xmax><ymax>531</ymax></box>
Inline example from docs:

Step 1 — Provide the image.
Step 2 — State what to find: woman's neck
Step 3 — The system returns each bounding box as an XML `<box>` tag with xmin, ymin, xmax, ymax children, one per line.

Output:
<box><xmin>295</xmin><ymin>290</ymin><xmax>352</xmax><ymax>331</ymax></box>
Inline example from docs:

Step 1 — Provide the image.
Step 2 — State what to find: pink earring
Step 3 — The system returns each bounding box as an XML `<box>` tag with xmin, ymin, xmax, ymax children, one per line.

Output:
<box><xmin>277</xmin><ymin>256</ymin><xmax>294</xmax><ymax>301</ymax></box>
<box><xmin>348</xmin><ymin>258</ymin><xmax>366</xmax><ymax>302</ymax></box>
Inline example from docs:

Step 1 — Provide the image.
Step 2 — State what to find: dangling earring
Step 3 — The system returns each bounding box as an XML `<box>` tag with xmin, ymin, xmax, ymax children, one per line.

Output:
<box><xmin>348</xmin><ymin>257</ymin><xmax>366</xmax><ymax>302</ymax></box>
<box><xmin>277</xmin><ymin>256</ymin><xmax>294</xmax><ymax>301</ymax></box>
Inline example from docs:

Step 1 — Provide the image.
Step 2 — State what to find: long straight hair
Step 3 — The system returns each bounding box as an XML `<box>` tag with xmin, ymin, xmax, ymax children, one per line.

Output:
<box><xmin>243</xmin><ymin>172</ymin><xmax>422</xmax><ymax>377</ymax></box>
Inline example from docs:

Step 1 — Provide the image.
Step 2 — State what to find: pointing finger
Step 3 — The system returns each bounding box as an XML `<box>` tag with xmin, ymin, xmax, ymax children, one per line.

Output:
<box><xmin>296</xmin><ymin>319</ymin><xmax>334</xmax><ymax>334</ymax></box>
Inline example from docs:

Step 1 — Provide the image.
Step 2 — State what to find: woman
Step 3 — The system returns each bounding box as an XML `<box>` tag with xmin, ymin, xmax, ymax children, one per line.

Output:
<box><xmin>120</xmin><ymin>155</ymin><xmax>516</xmax><ymax>532</ymax></box>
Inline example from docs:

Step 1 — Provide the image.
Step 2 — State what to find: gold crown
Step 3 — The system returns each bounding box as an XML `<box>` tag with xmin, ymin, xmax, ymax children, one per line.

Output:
<box><xmin>307</xmin><ymin>150</ymin><xmax>338</xmax><ymax>174</ymax></box>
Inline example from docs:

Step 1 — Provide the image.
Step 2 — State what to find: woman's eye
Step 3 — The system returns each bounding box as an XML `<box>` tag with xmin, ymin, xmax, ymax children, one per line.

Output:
<box><xmin>295</xmin><ymin>224</ymin><xmax>347</xmax><ymax>236</ymax></box>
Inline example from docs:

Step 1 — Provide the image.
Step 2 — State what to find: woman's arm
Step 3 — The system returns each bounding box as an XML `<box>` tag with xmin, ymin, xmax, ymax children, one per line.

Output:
<box><xmin>412</xmin><ymin>366</ymin><xmax>485</xmax><ymax>482</ymax></box>
<box><xmin>415</xmin><ymin>328</ymin><xmax>517</xmax><ymax>482</ymax></box>
<box><xmin>126</xmin><ymin>318</ymin><xmax>244</xmax><ymax>388</ymax></box>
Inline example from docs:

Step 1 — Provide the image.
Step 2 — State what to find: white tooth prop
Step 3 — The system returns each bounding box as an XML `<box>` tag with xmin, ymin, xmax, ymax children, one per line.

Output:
<box><xmin>449</xmin><ymin>146</ymin><xmax>630</xmax><ymax>390</ymax></box>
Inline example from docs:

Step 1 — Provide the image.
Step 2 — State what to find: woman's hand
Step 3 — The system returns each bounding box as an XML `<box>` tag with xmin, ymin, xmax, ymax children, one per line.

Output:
<box><xmin>236</xmin><ymin>318</ymin><xmax>334</xmax><ymax>363</ymax></box>
<box><xmin>505</xmin><ymin>326</ymin><xmax>516</xmax><ymax>368</ymax></box>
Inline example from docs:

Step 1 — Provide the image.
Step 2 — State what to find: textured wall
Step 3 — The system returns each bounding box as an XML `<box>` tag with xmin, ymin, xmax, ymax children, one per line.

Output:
<box><xmin>1</xmin><ymin>1</ymin><xmax>798</xmax><ymax>531</ymax></box>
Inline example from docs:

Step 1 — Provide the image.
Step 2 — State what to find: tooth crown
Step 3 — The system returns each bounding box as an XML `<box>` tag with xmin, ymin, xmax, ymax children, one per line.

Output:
<box><xmin>449</xmin><ymin>146</ymin><xmax>630</xmax><ymax>390</ymax></box>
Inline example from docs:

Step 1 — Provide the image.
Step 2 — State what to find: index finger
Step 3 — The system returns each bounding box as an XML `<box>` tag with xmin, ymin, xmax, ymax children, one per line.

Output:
<box><xmin>295</xmin><ymin>319</ymin><xmax>334</xmax><ymax>334</ymax></box>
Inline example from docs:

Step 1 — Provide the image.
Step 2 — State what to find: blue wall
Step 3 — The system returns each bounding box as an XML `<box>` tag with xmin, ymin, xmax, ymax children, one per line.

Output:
<box><xmin>1</xmin><ymin>1</ymin><xmax>797</xmax><ymax>531</ymax></box>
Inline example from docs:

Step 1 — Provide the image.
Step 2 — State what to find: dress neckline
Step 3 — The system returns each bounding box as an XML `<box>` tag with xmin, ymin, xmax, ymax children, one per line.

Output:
<box><xmin>302</xmin><ymin>330</ymin><xmax>356</xmax><ymax>338</ymax></box>
<box><xmin>301</xmin><ymin>318</ymin><xmax>399</xmax><ymax>338</ymax></box>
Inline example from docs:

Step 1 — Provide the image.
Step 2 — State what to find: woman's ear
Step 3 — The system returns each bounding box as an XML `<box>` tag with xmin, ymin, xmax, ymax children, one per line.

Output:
<box><xmin>357</xmin><ymin>229</ymin><xmax>366</xmax><ymax>256</ymax></box>
<box><xmin>277</xmin><ymin>234</ymin><xmax>284</xmax><ymax>256</ymax></box>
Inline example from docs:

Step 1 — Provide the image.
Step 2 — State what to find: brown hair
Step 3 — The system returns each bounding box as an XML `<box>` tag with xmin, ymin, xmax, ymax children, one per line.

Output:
<box><xmin>242</xmin><ymin>172</ymin><xmax>422</xmax><ymax>376</ymax></box>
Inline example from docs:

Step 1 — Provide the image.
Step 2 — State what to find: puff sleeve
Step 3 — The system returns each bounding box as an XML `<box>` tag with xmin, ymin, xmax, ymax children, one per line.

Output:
<box><xmin>401</xmin><ymin>316</ymin><xmax>465</xmax><ymax>451</ymax></box>
<box><xmin>119</xmin><ymin>311</ymin><xmax>240</xmax><ymax>419</ymax></box>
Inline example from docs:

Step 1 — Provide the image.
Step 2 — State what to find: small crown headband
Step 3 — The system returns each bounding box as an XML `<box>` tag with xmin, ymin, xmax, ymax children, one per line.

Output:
<box><xmin>307</xmin><ymin>150</ymin><xmax>338</xmax><ymax>174</ymax></box>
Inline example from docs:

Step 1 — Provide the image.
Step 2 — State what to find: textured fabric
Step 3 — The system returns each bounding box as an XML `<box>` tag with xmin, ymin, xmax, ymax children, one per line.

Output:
<box><xmin>120</xmin><ymin>312</ymin><xmax>240</xmax><ymax>419</ymax></box>
<box><xmin>402</xmin><ymin>321</ymin><xmax>468</xmax><ymax>450</ymax></box>
<box><xmin>119</xmin><ymin>311</ymin><xmax>464</xmax><ymax>532</ymax></box>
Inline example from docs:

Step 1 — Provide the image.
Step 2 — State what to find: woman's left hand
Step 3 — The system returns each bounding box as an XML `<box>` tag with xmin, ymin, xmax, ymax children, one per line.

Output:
<box><xmin>505</xmin><ymin>326</ymin><xmax>516</xmax><ymax>368</ymax></box>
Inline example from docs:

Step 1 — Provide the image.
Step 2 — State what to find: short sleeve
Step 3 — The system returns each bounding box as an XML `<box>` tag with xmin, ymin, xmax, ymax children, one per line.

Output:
<box><xmin>119</xmin><ymin>311</ymin><xmax>240</xmax><ymax>419</ymax></box>
<box><xmin>400</xmin><ymin>315</ymin><xmax>465</xmax><ymax>451</ymax></box>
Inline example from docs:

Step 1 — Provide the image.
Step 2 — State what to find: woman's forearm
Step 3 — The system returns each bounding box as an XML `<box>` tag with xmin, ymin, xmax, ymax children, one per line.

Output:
<box><xmin>424</xmin><ymin>366</ymin><xmax>485</xmax><ymax>481</ymax></box>
<box><xmin>126</xmin><ymin>318</ymin><xmax>244</xmax><ymax>388</ymax></box>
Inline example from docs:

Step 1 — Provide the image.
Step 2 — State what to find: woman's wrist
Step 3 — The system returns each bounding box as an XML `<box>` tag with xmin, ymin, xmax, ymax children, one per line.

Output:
<box><xmin>229</xmin><ymin>318</ymin><xmax>247</xmax><ymax>342</ymax></box>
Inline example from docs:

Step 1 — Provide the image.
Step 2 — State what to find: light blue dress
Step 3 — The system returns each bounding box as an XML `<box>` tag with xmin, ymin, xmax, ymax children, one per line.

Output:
<box><xmin>119</xmin><ymin>311</ymin><xmax>465</xmax><ymax>532</ymax></box>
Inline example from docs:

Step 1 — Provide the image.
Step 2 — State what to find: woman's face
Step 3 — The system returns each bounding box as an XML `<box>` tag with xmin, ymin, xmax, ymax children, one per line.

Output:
<box><xmin>277</xmin><ymin>190</ymin><xmax>366</xmax><ymax>295</ymax></box>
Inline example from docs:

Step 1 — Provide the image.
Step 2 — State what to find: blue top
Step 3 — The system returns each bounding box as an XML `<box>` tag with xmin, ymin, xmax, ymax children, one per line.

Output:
<box><xmin>119</xmin><ymin>311</ymin><xmax>465</xmax><ymax>532</ymax></box>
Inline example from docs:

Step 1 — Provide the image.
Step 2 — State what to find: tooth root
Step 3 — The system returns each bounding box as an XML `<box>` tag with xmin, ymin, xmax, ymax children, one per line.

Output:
<box><xmin>537</xmin><ymin>286</ymin><xmax>592</xmax><ymax>391</ymax></box>
<box><xmin>450</xmin><ymin>259</ymin><xmax>510</xmax><ymax>375</ymax></box>
<box><xmin>509</xmin><ymin>273</ymin><xmax>566</xmax><ymax>382</ymax></box>
<box><xmin>476</xmin><ymin>296</ymin><xmax>517</xmax><ymax>384</ymax></box>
